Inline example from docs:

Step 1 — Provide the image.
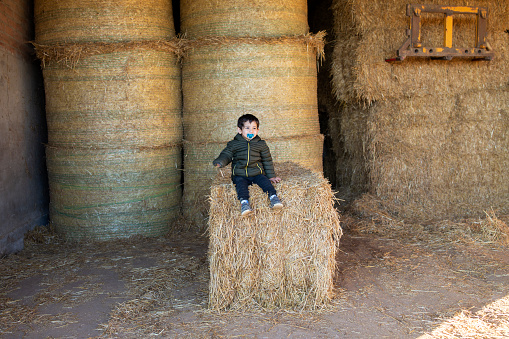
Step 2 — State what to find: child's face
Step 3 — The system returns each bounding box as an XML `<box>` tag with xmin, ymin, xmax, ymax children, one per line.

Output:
<box><xmin>238</xmin><ymin>120</ymin><xmax>259</xmax><ymax>140</ymax></box>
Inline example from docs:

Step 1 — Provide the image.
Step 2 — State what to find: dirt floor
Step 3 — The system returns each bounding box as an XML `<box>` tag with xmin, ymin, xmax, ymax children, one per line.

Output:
<box><xmin>1</xmin><ymin>199</ymin><xmax>509</xmax><ymax>338</ymax></box>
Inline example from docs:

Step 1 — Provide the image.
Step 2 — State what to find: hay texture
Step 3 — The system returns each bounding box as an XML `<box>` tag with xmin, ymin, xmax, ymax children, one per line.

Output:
<box><xmin>329</xmin><ymin>0</ymin><xmax>509</xmax><ymax>220</ymax></box>
<box><xmin>327</xmin><ymin>102</ymin><xmax>369</xmax><ymax>194</ymax></box>
<box><xmin>35</xmin><ymin>0</ymin><xmax>176</xmax><ymax>44</ymax></box>
<box><xmin>331</xmin><ymin>0</ymin><xmax>509</xmax><ymax>103</ymax></box>
<box><xmin>46</xmin><ymin>145</ymin><xmax>182</xmax><ymax>240</ymax></box>
<box><xmin>33</xmin><ymin>40</ymin><xmax>183</xmax><ymax>69</ymax></box>
<box><xmin>208</xmin><ymin>162</ymin><xmax>341</xmax><ymax>310</ymax></box>
<box><xmin>182</xmin><ymin>34</ymin><xmax>324</xmax><ymax>142</ymax></box>
<box><xmin>36</xmin><ymin>43</ymin><xmax>184</xmax><ymax>239</ymax></box>
<box><xmin>182</xmin><ymin>135</ymin><xmax>324</xmax><ymax>227</ymax></box>
<box><xmin>34</xmin><ymin>2</ymin><xmax>183</xmax><ymax>239</ymax></box>
<box><xmin>331</xmin><ymin>88</ymin><xmax>509</xmax><ymax>220</ymax></box>
<box><xmin>180</xmin><ymin>0</ymin><xmax>308</xmax><ymax>38</ymax></box>
<box><xmin>39</xmin><ymin>47</ymin><xmax>182</xmax><ymax>148</ymax></box>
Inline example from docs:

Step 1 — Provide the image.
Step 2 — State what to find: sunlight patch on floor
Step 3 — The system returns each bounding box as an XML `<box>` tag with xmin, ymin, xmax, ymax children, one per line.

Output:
<box><xmin>419</xmin><ymin>294</ymin><xmax>509</xmax><ymax>338</ymax></box>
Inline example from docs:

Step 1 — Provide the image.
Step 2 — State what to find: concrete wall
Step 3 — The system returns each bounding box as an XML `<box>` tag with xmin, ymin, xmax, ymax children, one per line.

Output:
<box><xmin>0</xmin><ymin>0</ymin><xmax>48</xmax><ymax>256</ymax></box>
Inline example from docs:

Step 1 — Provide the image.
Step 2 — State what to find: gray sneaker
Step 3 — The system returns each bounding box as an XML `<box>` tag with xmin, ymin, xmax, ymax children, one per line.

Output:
<box><xmin>269</xmin><ymin>195</ymin><xmax>283</xmax><ymax>209</ymax></box>
<box><xmin>240</xmin><ymin>200</ymin><xmax>253</xmax><ymax>216</ymax></box>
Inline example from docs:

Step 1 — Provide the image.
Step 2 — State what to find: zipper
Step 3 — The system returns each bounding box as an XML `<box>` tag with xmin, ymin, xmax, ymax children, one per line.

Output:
<box><xmin>245</xmin><ymin>141</ymin><xmax>250</xmax><ymax>177</ymax></box>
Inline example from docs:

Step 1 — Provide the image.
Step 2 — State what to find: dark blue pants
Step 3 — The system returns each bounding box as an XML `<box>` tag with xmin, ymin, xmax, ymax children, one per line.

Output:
<box><xmin>232</xmin><ymin>175</ymin><xmax>276</xmax><ymax>201</ymax></box>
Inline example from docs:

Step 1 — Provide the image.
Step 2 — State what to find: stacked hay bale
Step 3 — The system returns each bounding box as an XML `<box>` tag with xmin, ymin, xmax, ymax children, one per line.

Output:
<box><xmin>180</xmin><ymin>0</ymin><xmax>325</xmax><ymax>227</ymax></box>
<box><xmin>34</xmin><ymin>0</ymin><xmax>182</xmax><ymax>239</ymax></box>
<box><xmin>208</xmin><ymin>162</ymin><xmax>341</xmax><ymax>310</ymax></box>
<box><xmin>180</xmin><ymin>0</ymin><xmax>309</xmax><ymax>37</ymax></box>
<box><xmin>331</xmin><ymin>0</ymin><xmax>509</xmax><ymax>220</ymax></box>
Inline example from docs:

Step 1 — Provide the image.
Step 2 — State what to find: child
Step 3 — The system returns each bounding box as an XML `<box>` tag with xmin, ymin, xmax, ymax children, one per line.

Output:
<box><xmin>213</xmin><ymin>114</ymin><xmax>283</xmax><ymax>216</ymax></box>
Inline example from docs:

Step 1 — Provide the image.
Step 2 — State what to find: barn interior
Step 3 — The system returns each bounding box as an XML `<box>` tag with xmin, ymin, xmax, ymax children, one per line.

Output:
<box><xmin>1</xmin><ymin>0</ymin><xmax>508</xmax><ymax>337</ymax></box>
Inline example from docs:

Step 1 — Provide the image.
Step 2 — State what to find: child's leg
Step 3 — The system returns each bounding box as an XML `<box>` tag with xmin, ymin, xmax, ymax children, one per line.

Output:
<box><xmin>251</xmin><ymin>175</ymin><xmax>277</xmax><ymax>197</ymax></box>
<box><xmin>232</xmin><ymin>176</ymin><xmax>254</xmax><ymax>215</ymax></box>
<box><xmin>232</xmin><ymin>176</ymin><xmax>251</xmax><ymax>201</ymax></box>
<box><xmin>252</xmin><ymin>175</ymin><xmax>283</xmax><ymax>209</ymax></box>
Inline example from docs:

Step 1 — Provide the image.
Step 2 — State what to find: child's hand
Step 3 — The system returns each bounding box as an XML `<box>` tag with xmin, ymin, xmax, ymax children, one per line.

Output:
<box><xmin>270</xmin><ymin>177</ymin><xmax>281</xmax><ymax>184</ymax></box>
<box><xmin>214</xmin><ymin>163</ymin><xmax>221</xmax><ymax>168</ymax></box>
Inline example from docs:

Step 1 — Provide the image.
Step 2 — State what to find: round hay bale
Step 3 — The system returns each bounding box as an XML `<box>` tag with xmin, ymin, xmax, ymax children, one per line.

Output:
<box><xmin>182</xmin><ymin>38</ymin><xmax>320</xmax><ymax>142</ymax></box>
<box><xmin>180</xmin><ymin>0</ymin><xmax>308</xmax><ymax>38</ymax></box>
<box><xmin>35</xmin><ymin>0</ymin><xmax>176</xmax><ymax>44</ymax></box>
<box><xmin>46</xmin><ymin>145</ymin><xmax>182</xmax><ymax>240</ymax></box>
<box><xmin>43</xmin><ymin>48</ymin><xmax>182</xmax><ymax>148</ymax></box>
<box><xmin>182</xmin><ymin>135</ymin><xmax>323</xmax><ymax>228</ymax></box>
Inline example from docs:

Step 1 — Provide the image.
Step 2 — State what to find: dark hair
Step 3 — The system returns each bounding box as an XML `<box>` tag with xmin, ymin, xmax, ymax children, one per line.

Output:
<box><xmin>237</xmin><ymin>114</ymin><xmax>259</xmax><ymax>129</ymax></box>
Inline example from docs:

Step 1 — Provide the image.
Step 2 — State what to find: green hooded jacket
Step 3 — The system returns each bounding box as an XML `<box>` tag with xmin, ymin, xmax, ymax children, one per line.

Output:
<box><xmin>213</xmin><ymin>134</ymin><xmax>276</xmax><ymax>178</ymax></box>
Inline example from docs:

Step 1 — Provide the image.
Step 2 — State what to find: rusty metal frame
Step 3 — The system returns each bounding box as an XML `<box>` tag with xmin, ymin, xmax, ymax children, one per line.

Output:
<box><xmin>388</xmin><ymin>4</ymin><xmax>494</xmax><ymax>61</ymax></box>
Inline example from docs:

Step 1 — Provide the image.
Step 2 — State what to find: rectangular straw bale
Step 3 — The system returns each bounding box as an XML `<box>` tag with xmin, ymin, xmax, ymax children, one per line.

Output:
<box><xmin>208</xmin><ymin>162</ymin><xmax>341</xmax><ymax>310</ymax></box>
<box><xmin>331</xmin><ymin>0</ymin><xmax>509</xmax><ymax>103</ymax></box>
<box><xmin>363</xmin><ymin>89</ymin><xmax>508</xmax><ymax>220</ymax></box>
